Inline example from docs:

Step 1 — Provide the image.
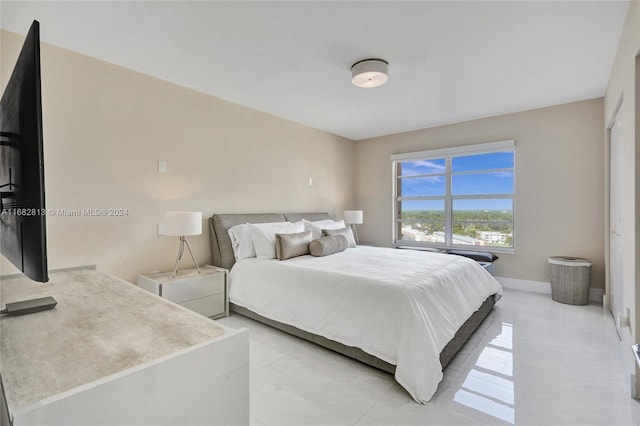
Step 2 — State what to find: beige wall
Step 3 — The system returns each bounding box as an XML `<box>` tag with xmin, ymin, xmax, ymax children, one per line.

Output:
<box><xmin>0</xmin><ymin>30</ymin><xmax>355</xmax><ymax>283</ymax></box>
<box><xmin>355</xmin><ymin>99</ymin><xmax>605</xmax><ymax>289</ymax></box>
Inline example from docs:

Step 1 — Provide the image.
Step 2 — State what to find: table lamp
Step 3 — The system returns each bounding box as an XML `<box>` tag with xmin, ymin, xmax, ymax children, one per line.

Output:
<box><xmin>165</xmin><ymin>211</ymin><xmax>202</xmax><ymax>278</ymax></box>
<box><xmin>343</xmin><ymin>210</ymin><xmax>363</xmax><ymax>245</ymax></box>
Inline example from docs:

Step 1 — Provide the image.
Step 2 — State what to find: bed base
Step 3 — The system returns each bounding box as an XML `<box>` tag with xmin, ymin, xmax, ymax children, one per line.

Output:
<box><xmin>230</xmin><ymin>294</ymin><xmax>497</xmax><ymax>374</ymax></box>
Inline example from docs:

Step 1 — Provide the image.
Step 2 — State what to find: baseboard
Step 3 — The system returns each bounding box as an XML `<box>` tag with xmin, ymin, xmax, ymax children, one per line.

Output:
<box><xmin>617</xmin><ymin>319</ymin><xmax>636</xmax><ymax>399</ymax></box>
<box><xmin>495</xmin><ymin>276</ymin><xmax>604</xmax><ymax>304</ymax></box>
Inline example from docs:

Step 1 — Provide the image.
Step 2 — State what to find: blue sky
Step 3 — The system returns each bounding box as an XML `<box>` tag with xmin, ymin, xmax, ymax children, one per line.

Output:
<box><xmin>400</xmin><ymin>152</ymin><xmax>514</xmax><ymax>211</ymax></box>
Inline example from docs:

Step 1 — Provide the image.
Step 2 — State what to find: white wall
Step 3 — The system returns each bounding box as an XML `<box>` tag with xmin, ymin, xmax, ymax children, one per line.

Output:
<box><xmin>0</xmin><ymin>30</ymin><xmax>356</xmax><ymax>283</ymax></box>
<box><xmin>354</xmin><ymin>99</ymin><xmax>605</xmax><ymax>289</ymax></box>
<box><xmin>603</xmin><ymin>0</ymin><xmax>640</xmax><ymax>394</ymax></box>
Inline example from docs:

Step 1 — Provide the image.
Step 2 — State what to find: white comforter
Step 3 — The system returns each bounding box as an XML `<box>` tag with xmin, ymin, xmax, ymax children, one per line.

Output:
<box><xmin>229</xmin><ymin>246</ymin><xmax>502</xmax><ymax>403</ymax></box>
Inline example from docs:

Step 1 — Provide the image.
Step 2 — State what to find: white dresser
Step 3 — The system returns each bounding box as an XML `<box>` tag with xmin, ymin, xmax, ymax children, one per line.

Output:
<box><xmin>137</xmin><ymin>265</ymin><xmax>228</xmax><ymax>318</ymax></box>
<box><xmin>0</xmin><ymin>267</ymin><xmax>248</xmax><ymax>426</ymax></box>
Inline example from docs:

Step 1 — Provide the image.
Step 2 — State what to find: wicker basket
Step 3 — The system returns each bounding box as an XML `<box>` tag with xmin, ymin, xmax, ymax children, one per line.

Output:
<box><xmin>548</xmin><ymin>256</ymin><xmax>592</xmax><ymax>305</ymax></box>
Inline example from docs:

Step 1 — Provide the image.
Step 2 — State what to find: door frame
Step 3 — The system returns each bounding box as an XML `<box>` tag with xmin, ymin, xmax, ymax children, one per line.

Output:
<box><xmin>607</xmin><ymin>104</ymin><xmax>624</xmax><ymax>331</ymax></box>
<box><xmin>604</xmin><ymin>95</ymin><xmax>623</xmax><ymax>313</ymax></box>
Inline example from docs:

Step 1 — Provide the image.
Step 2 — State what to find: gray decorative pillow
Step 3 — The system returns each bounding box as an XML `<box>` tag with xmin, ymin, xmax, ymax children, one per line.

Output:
<box><xmin>309</xmin><ymin>235</ymin><xmax>348</xmax><ymax>257</ymax></box>
<box><xmin>275</xmin><ymin>230</ymin><xmax>313</xmax><ymax>260</ymax></box>
<box><xmin>322</xmin><ymin>227</ymin><xmax>356</xmax><ymax>248</ymax></box>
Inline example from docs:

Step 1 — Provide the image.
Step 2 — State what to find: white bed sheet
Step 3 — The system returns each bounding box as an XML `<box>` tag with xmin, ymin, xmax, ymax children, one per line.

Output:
<box><xmin>229</xmin><ymin>246</ymin><xmax>502</xmax><ymax>403</ymax></box>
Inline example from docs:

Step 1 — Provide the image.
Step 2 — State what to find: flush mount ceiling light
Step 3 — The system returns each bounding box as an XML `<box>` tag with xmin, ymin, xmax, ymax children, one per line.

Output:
<box><xmin>351</xmin><ymin>58</ymin><xmax>389</xmax><ymax>88</ymax></box>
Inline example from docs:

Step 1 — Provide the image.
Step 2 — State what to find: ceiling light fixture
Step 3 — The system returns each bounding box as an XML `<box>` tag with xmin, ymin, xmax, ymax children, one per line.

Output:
<box><xmin>351</xmin><ymin>58</ymin><xmax>389</xmax><ymax>88</ymax></box>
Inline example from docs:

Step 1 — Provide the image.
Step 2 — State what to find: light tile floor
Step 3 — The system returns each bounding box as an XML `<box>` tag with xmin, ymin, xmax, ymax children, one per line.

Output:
<box><xmin>218</xmin><ymin>289</ymin><xmax>640</xmax><ymax>425</ymax></box>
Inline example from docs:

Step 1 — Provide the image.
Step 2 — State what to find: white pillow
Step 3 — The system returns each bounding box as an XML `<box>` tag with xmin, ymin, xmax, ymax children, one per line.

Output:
<box><xmin>303</xmin><ymin>219</ymin><xmax>345</xmax><ymax>240</ymax></box>
<box><xmin>227</xmin><ymin>224</ymin><xmax>255</xmax><ymax>261</ymax></box>
<box><xmin>228</xmin><ymin>221</ymin><xmax>300</xmax><ymax>261</ymax></box>
<box><xmin>322</xmin><ymin>226</ymin><xmax>357</xmax><ymax>248</ymax></box>
<box><xmin>249</xmin><ymin>221</ymin><xmax>305</xmax><ymax>259</ymax></box>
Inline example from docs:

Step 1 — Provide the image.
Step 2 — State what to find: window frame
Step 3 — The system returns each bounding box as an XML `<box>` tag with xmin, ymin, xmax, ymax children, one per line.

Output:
<box><xmin>391</xmin><ymin>140</ymin><xmax>516</xmax><ymax>253</ymax></box>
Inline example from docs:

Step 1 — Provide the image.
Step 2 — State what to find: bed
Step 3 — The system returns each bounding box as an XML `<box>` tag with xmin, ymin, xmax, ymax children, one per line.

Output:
<box><xmin>209</xmin><ymin>212</ymin><xmax>502</xmax><ymax>403</ymax></box>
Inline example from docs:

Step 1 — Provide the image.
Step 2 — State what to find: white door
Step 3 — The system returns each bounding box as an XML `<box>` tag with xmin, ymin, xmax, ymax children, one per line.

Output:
<box><xmin>609</xmin><ymin>113</ymin><xmax>623</xmax><ymax>328</ymax></box>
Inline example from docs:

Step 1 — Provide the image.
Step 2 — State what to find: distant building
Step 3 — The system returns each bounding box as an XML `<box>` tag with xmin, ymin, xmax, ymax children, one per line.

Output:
<box><xmin>401</xmin><ymin>227</ymin><xmax>424</xmax><ymax>241</ymax></box>
<box><xmin>429</xmin><ymin>232</ymin><xmax>485</xmax><ymax>246</ymax></box>
<box><xmin>425</xmin><ymin>232</ymin><xmax>445</xmax><ymax>243</ymax></box>
<box><xmin>402</xmin><ymin>227</ymin><xmax>502</xmax><ymax>246</ymax></box>
<box><xmin>476</xmin><ymin>231</ymin><xmax>509</xmax><ymax>244</ymax></box>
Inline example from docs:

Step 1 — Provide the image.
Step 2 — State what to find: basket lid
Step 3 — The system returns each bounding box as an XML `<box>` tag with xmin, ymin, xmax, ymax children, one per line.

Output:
<box><xmin>548</xmin><ymin>256</ymin><xmax>592</xmax><ymax>267</ymax></box>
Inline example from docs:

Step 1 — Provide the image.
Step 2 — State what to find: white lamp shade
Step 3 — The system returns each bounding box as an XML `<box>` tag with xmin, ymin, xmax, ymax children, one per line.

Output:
<box><xmin>343</xmin><ymin>210</ymin><xmax>363</xmax><ymax>225</ymax></box>
<box><xmin>351</xmin><ymin>59</ymin><xmax>389</xmax><ymax>88</ymax></box>
<box><xmin>165</xmin><ymin>211</ymin><xmax>202</xmax><ymax>236</ymax></box>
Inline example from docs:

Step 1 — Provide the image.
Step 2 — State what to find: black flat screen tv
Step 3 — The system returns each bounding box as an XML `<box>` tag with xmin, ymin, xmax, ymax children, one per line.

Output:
<box><xmin>0</xmin><ymin>20</ymin><xmax>48</xmax><ymax>283</ymax></box>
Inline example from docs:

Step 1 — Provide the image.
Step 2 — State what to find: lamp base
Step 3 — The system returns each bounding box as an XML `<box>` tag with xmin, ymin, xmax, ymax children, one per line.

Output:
<box><xmin>172</xmin><ymin>236</ymin><xmax>201</xmax><ymax>278</ymax></box>
<box><xmin>350</xmin><ymin>224</ymin><xmax>359</xmax><ymax>245</ymax></box>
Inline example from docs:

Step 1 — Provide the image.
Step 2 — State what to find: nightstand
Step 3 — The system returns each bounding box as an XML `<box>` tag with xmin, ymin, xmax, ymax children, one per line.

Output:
<box><xmin>137</xmin><ymin>265</ymin><xmax>228</xmax><ymax>319</ymax></box>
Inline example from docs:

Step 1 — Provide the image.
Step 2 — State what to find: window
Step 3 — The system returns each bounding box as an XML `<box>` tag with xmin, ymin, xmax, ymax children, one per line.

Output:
<box><xmin>392</xmin><ymin>140</ymin><xmax>515</xmax><ymax>252</ymax></box>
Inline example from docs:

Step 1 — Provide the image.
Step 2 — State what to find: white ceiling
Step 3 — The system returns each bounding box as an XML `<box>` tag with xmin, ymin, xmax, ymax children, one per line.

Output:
<box><xmin>0</xmin><ymin>1</ymin><xmax>630</xmax><ymax>140</ymax></box>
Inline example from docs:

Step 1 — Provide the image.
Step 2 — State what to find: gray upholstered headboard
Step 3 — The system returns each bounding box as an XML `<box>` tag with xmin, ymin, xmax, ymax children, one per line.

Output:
<box><xmin>209</xmin><ymin>212</ymin><xmax>331</xmax><ymax>270</ymax></box>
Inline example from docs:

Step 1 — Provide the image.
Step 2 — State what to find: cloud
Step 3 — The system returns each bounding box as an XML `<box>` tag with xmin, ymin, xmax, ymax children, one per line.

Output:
<box><xmin>401</xmin><ymin>160</ymin><xmax>446</xmax><ymax>176</ymax></box>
